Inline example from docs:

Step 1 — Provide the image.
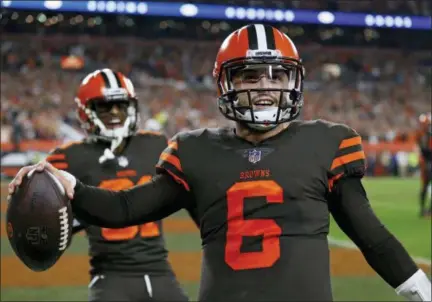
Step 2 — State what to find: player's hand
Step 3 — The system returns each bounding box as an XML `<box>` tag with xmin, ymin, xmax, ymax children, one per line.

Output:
<box><xmin>7</xmin><ymin>161</ymin><xmax>76</xmax><ymax>200</ymax></box>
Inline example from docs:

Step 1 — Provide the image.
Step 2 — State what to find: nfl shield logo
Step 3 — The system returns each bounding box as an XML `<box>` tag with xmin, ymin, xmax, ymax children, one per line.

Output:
<box><xmin>248</xmin><ymin>149</ymin><xmax>262</xmax><ymax>164</ymax></box>
<box><xmin>118</xmin><ymin>156</ymin><xmax>129</xmax><ymax>167</ymax></box>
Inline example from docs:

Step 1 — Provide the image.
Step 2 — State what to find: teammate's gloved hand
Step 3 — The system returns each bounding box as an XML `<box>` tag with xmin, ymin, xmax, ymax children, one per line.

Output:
<box><xmin>8</xmin><ymin>160</ymin><xmax>77</xmax><ymax>200</ymax></box>
<box><xmin>396</xmin><ymin>269</ymin><xmax>431</xmax><ymax>301</ymax></box>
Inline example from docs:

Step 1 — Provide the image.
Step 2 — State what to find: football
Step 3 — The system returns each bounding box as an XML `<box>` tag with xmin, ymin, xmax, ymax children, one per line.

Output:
<box><xmin>6</xmin><ymin>169</ymin><xmax>73</xmax><ymax>272</ymax></box>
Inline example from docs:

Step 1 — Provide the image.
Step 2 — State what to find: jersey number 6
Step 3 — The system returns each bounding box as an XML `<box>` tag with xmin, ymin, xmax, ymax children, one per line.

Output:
<box><xmin>98</xmin><ymin>176</ymin><xmax>160</xmax><ymax>241</ymax></box>
<box><xmin>225</xmin><ymin>180</ymin><xmax>283</xmax><ymax>270</ymax></box>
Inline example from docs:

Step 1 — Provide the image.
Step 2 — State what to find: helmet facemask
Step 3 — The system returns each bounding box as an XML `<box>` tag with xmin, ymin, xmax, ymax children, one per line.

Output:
<box><xmin>75</xmin><ymin>89</ymin><xmax>139</xmax><ymax>163</ymax></box>
<box><xmin>217</xmin><ymin>57</ymin><xmax>304</xmax><ymax>132</ymax></box>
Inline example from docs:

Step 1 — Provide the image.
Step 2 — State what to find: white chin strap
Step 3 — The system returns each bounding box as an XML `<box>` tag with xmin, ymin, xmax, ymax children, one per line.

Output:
<box><xmin>236</xmin><ymin>107</ymin><xmax>284</xmax><ymax>131</ymax></box>
<box><xmin>95</xmin><ymin>117</ymin><xmax>132</xmax><ymax>164</ymax></box>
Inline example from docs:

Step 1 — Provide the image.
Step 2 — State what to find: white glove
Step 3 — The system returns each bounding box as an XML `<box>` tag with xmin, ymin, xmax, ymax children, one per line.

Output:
<box><xmin>396</xmin><ymin>269</ymin><xmax>432</xmax><ymax>301</ymax></box>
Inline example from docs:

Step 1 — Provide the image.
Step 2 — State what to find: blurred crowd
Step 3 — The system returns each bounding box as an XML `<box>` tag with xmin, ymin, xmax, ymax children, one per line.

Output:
<box><xmin>1</xmin><ymin>33</ymin><xmax>430</xmax><ymax>145</ymax></box>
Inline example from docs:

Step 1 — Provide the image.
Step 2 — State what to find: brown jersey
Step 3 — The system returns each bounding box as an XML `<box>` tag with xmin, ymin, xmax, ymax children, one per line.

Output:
<box><xmin>156</xmin><ymin>120</ymin><xmax>366</xmax><ymax>301</ymax></box>
<box><xmin>47</xmin><ymin>131</ymin><xmax>172</xmax><ymax>276</ymax></box>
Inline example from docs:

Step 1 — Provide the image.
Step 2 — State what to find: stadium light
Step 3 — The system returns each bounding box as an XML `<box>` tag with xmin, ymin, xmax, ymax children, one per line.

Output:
<box><xmin>125</xmin><ymin>2</ymin><xmax>136</xmax><ymax>14</ymax></box>
<box><xmin>384</xmin><ymin>16</ymin><xmax>394</xmax><ymax>27</ymax></box>
<box><xmin>375</xmin><ymin>15</ymin><xmax>385</xmax><ymax>27</ymax></box>
<box><xmin>265</xmin><ymin>10</ymin><xmax>274</xmax><ymax>21</ymax></box>
<box><xmin>96</xmin><ymin>1</ymin><xmax>105</xmax><ymax>12</ymax></box>
<box><xmin>403</xmin><ymin>16</ymin><xmax>412</xmax><ymax>28</ymax></box>
<box><xmin>394</xmin><ymin>16</ymin><xmax>404</xmax><ymax>27</ymax></box>
<box><xmin>274</xmin><ymin>10</ymin><xmax>284</xmax><ymax>21</ymax></box>
<box><xmin>225</xmin><ymin>7</ymin><xmax>235</xmax><ymax>19</ymax></box>
<box><xmin>44</xmin><ymin>0</ymin><xmax>62</xmax><ymax>10</ymax></box>
<box><xmin>180</xmin><ymin>4</ymin><xmax>198</xmax><ymax>17</ymax></box>
<box><xmin>317</xmin><ymin>11</ymin><xmax>335</xmax><ymax>24</ymax></box>
<box><xmin>87</xmin><ymin>1</ymin><xmax>96</xmax><ymax>11</ymax></box>
<box><xmin>117</xmin><ymin>2</ymin><xmax>126</xmax><ymax>12</ymax></box>
<box><xmin>3</xmin><ymin>0</ymin><xmax>430</xmax><ymax>30</ymax></box>
<box><xmin>137</xmin><ymin>2</ymin><xmax>148</xmax><ymax>14</ymax></box>
<box><xmin>105</xmin><ymin>1</ymin><xmax>116</xmax><ymax>13</ymax></box>
<box><xmin>236</xmin><ymin>8</ymin><xmax>246</xmax><ymax>20</ymax></box>
<box><xmin>365</xmin><ymin>14</ymin><xmax>374</xmax><ymax>26</ymax></box>
<box><xmin>2</xmin><ymin>0</ymin><xmax>12</xmax><ymax>7</ymax></box>
<box><xmin>246</xmin><ymin>8</ymin><xmax>256</xmax><ymax>20</ymax></box>
<box><xmin>285</xmin><ymin>10</ymin><xmax>295</xmax><ymax>22</ymax></box>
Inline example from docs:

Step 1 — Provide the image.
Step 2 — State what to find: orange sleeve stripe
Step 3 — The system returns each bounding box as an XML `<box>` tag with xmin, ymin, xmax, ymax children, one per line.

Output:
<box><xmin>52</xmin><ymin>162</ymin><xmax>68</xmax><ymax>170</ymax></box>
<box><xmin>163</xmin><ymin>168</ymin><xmax>190</xmax><ymax>191</ymax></box>
<box><xmin>137</xmin><ymin>129</ymin><xmax>163</xmax><ymax>136</ymax></box>
<box><xmin>46</xmin><ymin>154</ymin><xmax>65</xmax><ymax>161</ymax></box>
<box><xmin>328</xmin><ymin>172</ymin><xmax>344</xmax><ymax>192</ymax></box>
<box><xmin>57</xmin><ymin>141</ymin><xmax>82</xmax><ymax>150</ymax></box>
<box><xmin>168</xmin><ymin>141</ymin><xmax>178</xmax><ymax>150</ymax></box>
<box><xmin>339</xmin><ymin>136</ymin><xmax>362</xmax><ymax>149</ymax></box>
<box><xmin>331</xmin><ymin>151</ymin><xmax>365</xmax><ymax>170</ymax></box>
<box><xmin>159</xmin><ymin>153</ymin><xmax>183</xmax><ymax>172</ymax></box>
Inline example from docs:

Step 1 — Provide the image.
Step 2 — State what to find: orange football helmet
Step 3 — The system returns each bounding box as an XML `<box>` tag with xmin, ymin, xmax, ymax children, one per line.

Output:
<box><xmin>213</xmin><ymin>24</ymin><xmax>304</xmax><ymax>131</ymax></box>
<box><xmin>75</xmin><ymin>68</ymin><xmax>139</xmax><ymax>140</ymax></box>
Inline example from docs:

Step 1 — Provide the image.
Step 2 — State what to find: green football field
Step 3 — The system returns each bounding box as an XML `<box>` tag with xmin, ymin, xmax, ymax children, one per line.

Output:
<box><xmin>1</xmin><ymin>177</ymin><xmax>431</xmax><ymax>301</ymax></box>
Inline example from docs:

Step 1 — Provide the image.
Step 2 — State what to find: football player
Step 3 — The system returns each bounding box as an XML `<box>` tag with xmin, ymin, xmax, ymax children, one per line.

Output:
<box><xmin>45</xmin><ymin>69</ymin><xmax>192</xmax><ymax>302</ymax></box>
<box><xmin>417</xmin><ymin>112</ymin><xmax>432</xmax><ymax>217</ymax></box>
<box><xmin>9</xmin><ymin>25</ymin><xmax>431</xmax><ymax>301</ymax></box>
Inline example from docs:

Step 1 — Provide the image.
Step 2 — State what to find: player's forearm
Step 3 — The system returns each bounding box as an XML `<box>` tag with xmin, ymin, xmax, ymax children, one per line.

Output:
<box><xmin>355</xmin><ymin>230</ymin><xmax>419</xmax><ymax>289</ymax></box>
<box><xmin>71</xmin><ymin>174</ymin><xmax>186</xmax><ymax>228</ymax></box>
<box><xmin>329</xmin><ymin>177</ymin><xmax>419</xmax><ymax>288</ymax></box>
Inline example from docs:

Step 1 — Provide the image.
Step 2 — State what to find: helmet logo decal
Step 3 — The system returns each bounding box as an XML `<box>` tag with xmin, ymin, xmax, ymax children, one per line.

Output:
<box><xmin>102</xmin><ymin>87</ymin><xmax>128</xmax><ymax>100</ymax></box>
<box><xmin>246</xmin><ymin>49</ymin><xmax>282</xmax><ymax>58</ymax></box>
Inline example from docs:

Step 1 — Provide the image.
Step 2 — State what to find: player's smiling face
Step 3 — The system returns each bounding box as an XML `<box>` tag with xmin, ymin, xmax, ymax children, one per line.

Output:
<box><xmin>231</xmin><ymin>64</ymin><xmax>294</xmax><ymax>110</ymax></box>
<box><xmin>93</xmin><ymin>100</ymin><xmax>128</xmax><ymax>130</ymax></box>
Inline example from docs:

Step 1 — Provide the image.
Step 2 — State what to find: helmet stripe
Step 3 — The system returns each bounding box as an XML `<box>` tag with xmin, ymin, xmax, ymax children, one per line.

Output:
<box><xmin>247</xmin><ymin>24</ymin><xmax>258</xmax><ymax>50</ymax></box>
<box><xmin>254</xmin><ymin>24</ymin><xmax>268</xmax><ymax>50</ymax></box>
<box><xmin>248</xmin><ymin>24</ymin><xmax>277</xmax><ymax>51</ymax></box>
<box><xmin>101</xmin><ymin>68</ymin><xmax>120</xmax><ymax>88</ymax></box>
<box><xmin>114</xmin><ymin>72</ymin><xmax>123</xmax><ymax>88</ymax></box>
<box><xmin>99</xmin><ymin>71</ymin><xmax>111</xmax><ymax>88</ymax></box>
<box><xmin>264</xmin><ymin>25</ymin><xmax>276</xmax><ymax>50</ymax></box>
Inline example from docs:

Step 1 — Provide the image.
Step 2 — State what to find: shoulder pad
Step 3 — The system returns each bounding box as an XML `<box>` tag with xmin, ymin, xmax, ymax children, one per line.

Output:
<box><xmin>48</xmin><ymin>140</ymin><xmax>84</xmax><ymax>155</ymax></box>
<box><xmin>172</xmin><ymin>128</ymin><xmax>217</xmax><ymax>142</ymax></box>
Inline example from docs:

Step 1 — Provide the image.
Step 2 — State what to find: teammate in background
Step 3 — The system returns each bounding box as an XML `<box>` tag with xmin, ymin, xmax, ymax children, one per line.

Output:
<box><xmin>10</xmin><ymin>25</ymin><xmax>431</xmax><ymax>301</ymax></box>
<box><xmin>417</xmin><ymin>112</ymin><xmax>432</xmax><ymax>217</ymax></box>
<box><xmin>46</xmin><ymin>69</ymin><xmax>193</xmax><ymax>302</ymax></box>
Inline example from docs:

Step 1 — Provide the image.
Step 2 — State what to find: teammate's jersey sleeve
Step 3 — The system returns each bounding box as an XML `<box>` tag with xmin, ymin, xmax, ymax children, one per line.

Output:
<box><xmin>156</xmin><ymin>134</ymin><xmax>190</xmax><ymax>192</ymax></box>
<box><xmin>46</xmin><ymin>141</ymin><xmax>84</xmax><ymax>173</ymax></box>
<box><xmin>327</xmin><ymin>125</ymin><xmax>366</xmax><ymax>191</ymax></box>
<box><xmin>46</xmin><ymin>148</ymin><xmax>69</xmax><ymax>171</ymax></box>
